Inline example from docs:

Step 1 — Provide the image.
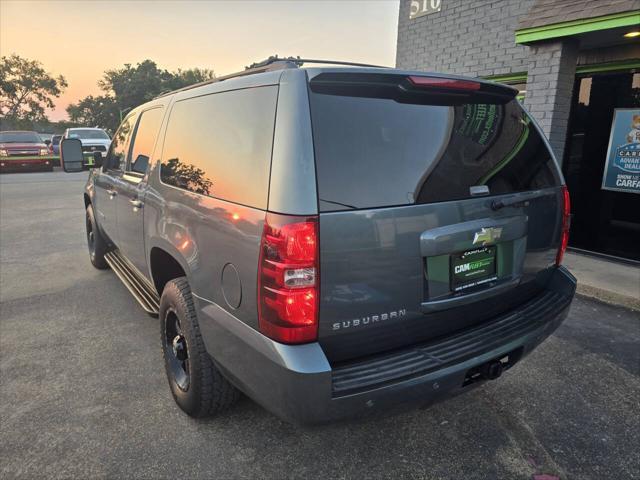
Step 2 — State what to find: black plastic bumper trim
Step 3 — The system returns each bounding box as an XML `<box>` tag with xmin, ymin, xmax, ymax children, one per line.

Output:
<box><xmin>332</xmin><ymin>274</ymin><xmax>574</xmax><ymax>397</ymax></box>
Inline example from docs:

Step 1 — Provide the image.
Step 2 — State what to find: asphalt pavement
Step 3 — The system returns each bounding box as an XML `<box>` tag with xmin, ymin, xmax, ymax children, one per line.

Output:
<box><xmin>1</xmin><ymin>171</ymin><xmax>639</xmax><ymax>480</ymax></box>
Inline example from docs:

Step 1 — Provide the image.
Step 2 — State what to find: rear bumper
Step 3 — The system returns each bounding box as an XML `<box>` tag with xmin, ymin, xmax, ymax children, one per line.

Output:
<box><xmin>197</xmin><ymin>266</ymin><xmax>576</xmax><ymax>424</ymax></box>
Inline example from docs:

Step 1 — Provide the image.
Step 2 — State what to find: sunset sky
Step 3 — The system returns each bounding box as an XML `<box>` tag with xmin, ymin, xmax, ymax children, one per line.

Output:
<box><xmin>1</xmin><ymin>0</ymin><xmax>399</xmax><ymax>121</ymax></box>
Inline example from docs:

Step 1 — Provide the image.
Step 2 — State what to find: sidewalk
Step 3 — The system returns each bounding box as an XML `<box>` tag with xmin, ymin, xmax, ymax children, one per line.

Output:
<box><xmin>563</xmin><ymin>251</ymin><xmax>640</xmax><ymax>311</ymax></box>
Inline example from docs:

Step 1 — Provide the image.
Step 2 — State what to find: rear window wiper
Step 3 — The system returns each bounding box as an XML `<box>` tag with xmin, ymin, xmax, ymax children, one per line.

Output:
<box><xmin>491</xmin><ymin>190</ymin><xmax>554</xmax><ymax>210</ymax></box>
<box><xmin>319</xmin><ymin>199</ymin><xmax>357</xmax><ymax>210</ymax></box>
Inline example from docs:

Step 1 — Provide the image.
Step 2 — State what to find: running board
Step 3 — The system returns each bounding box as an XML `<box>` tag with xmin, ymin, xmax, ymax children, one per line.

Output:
<box><xmin>104</xmin><ymin>250</ymin><xmax>160</xmax><ymax>315</ymax></box>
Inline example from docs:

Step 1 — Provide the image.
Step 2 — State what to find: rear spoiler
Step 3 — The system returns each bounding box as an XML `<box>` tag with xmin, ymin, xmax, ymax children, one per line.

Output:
<box><xmin>308</xmin><ymin>72</ymin><xmax>518</xmax><ymax>105</ymax></box>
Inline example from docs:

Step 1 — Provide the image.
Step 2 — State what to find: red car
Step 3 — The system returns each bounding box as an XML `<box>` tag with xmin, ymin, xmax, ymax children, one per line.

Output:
<box><xmin>0</xmin><ymin>131</ymin><xmax>55</xmax><ymax>173</ymax></box>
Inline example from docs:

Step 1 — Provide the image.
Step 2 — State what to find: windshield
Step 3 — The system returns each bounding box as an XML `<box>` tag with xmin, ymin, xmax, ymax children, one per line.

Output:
<box><xmin>309</xmin><ymin>93</ymin><xmax>560</xmax><ymax>211</ymax></box>
<box><xmin>68</xmin><ymin>129</ymin><xmax>110</xmax><ymax>140</ymax></box>
<box><xmin>0</xmin><ymin>132</ymin><xmax>43</xmax><ymax>143</ymax></box>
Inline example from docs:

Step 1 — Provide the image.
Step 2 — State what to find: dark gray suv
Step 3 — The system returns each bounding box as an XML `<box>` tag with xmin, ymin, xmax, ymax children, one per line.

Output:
<box><xmin>60</xmin><ymin>58</ymin><xmax>576</xmax><ymax>424</ymax></box>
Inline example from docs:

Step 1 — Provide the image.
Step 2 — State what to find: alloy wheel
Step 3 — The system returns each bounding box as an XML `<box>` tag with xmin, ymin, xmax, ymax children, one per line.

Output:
<box><xmin>164</xmin><ymin>309</ymin><xmax>190</xmax><ymax>391</ymax></box>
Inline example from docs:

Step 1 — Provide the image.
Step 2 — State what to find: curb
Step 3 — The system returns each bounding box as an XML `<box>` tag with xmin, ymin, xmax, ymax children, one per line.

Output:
<box><xmin>576</xmin><ymin>283</ymin><xmax>640</xmax><ymax>312</ymax></box>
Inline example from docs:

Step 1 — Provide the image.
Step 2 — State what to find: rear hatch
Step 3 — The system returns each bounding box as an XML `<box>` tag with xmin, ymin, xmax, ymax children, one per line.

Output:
<box><xmin>308</xmin><ymin>71</ymin><xmax>564</xmax><ymax>363</ymax></box>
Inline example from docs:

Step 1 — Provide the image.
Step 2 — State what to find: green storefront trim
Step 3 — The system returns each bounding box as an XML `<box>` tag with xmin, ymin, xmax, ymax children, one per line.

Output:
<box><xmin>483</xmin><ymin>73</ymin><xmax>527</xmax><ymax>101</ymax></box>
<box><xmin>576</xmin><ymin>59</ymin><xmax>640</xmax><ymax>75</ymax></box>
<box><xmin>484</xmin><ymin>72</ymin><xmax>528</xmax><ymax>84</ymax></box>
<box><xmin>484</xmin><ymin>59</ymin><xmax>640</xmax><ymax>87</ymax></box>
<box><xmin>515</xmin><ymin>10</ymin><xmax>640</xmax><ymax>44</ymax></box>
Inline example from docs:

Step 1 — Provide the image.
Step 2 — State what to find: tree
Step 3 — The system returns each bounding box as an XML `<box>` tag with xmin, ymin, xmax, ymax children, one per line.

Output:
<box><xmin>162</xmin><ymin>68</ymin><xmax>216</xmax><ymax>92</ymax></box>
<box><xmin>66</xmin><ymin>95</ymin><xmax>119</xmax><ymax>132</ymax></box>
<box><xmin>161</xmin><ymin>157</ymin><xmax>213</xmax><ymax>195</ymax></box>
<box><xmin>0</xmin><ymin>54</ymin><xmax>67</xmax><ymax>124</ymax></box>
<box><xmin>67</xmin><ymin>60</ymin><xmax>215</xmax><ymax>133</ymax></box>
<box><xmin>98</xmin><ymin>60</ymin><xmax>168</xmax><ymax>110</ymax></box>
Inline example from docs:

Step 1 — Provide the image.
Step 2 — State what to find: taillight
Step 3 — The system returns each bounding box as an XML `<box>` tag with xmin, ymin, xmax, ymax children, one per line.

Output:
<box><xmin>258</xmin><ymin>213</ymin><xmax>319</xmax><ymax>344</ymax></box>
<box><xmin>556</xmin><ymin>185</ymin><xmax>571</xmax><ymax>265</ymax></box>
<box><xmin>408</xmin><ymin>75</ymin><xmax>481</xmax><ymax>91</ymax></box>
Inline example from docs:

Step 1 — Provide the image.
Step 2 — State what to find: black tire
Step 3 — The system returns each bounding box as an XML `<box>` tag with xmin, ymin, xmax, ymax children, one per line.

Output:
<box><xmin>160</xmin><ymin>277</ymin><xmax>239</xmax><ymax>417</ymax></box>
<box><xmin>86</xmin><ymin>204</ymin><xmax>109</xmax><ymax>269</ymax></box>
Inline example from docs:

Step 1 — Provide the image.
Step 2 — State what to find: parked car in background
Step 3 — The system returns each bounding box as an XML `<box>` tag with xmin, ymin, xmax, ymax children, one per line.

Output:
<box><xmin>0</xmin><ymin>130</ymin><xmax>55</xmax><ymax>172</ymax></box>
<box><xmin>50</xmin><ymin>134</ymin><xmax>62</xmax><ymax>155</ymax></box>
<box><xmin>38</xmin><ymin>133</ymin><xmax>54</xmax><ymax>144</ymax></box>
<box><xmin>63</xmin><ymin>127</ymin><xmax>111</xmax><ymax>156</ymax></box>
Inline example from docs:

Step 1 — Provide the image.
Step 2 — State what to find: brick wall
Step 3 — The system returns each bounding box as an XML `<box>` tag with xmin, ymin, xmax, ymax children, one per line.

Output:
<box><xmin>523</xmin><ymin>40</ymin><xmax>579</xmax><ymax>161</ymax></box>
<box><xmin>396</xmin><ymin>0</ymin><xmax>535</xmax><ymax>77</ymax></box>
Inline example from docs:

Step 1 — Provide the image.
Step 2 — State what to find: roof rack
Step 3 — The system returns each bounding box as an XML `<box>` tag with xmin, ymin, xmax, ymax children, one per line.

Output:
<box><xmin>244</xmin><ymin>55</ymin><xmax>388</xmax><ymax>70</ymax></box>
<box><xmin>155</xmin><ymin>55</ymin><xmax>388</xmax><ymax>99</ymax></box>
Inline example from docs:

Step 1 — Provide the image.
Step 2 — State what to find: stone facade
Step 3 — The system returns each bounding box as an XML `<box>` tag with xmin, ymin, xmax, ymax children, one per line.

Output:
<box><xmin>394</xmin><ymin>0</ymin><xmax>603</xmax><ymax>163</ymax></box>
<box><xmin>396</xmin><ymin>0</ymin><xmax>534</xmax><ymax>77</ymax></box>
<box><xmin>523</xmin><ymin>40</ymin><xmax>579</xmax><ymax>160</ymax></box>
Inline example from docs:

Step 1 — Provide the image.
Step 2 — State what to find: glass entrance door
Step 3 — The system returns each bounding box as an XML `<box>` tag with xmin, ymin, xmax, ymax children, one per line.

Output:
<box><xmin>564</xmin><ymin>71</ymin><xmax>640</xmax><ymax>261</ymax></box>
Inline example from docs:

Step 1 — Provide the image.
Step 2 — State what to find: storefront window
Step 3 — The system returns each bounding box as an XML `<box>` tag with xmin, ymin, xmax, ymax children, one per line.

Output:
<box><xmin>564</xmin><ymin>71</ymin><xmax>640</xmax><ymax>260</ymax></box>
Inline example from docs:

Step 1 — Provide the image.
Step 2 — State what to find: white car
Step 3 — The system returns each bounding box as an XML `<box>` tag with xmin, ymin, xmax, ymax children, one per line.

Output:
<box><xmin>63</xmin><ymin>128</ymin><xmax>111</xmax><ymax>156</ymax></box>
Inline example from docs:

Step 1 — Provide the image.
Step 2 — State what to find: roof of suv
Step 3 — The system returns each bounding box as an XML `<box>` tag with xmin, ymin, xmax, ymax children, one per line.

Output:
<box><xmin>156</xmin><ymin>57</ymin><xmax>517</xmax><ymax>103</ymax></box>
<box><xmin>155</xmin><ymin>57</ymin><xmax>388</xmax><ymax>99</ymax></box>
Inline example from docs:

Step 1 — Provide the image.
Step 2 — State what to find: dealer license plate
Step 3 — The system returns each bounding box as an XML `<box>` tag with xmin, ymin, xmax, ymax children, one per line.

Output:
<box><xmin>451</xmin><ymin>246</ymin><xmax>497</xmax><ymax>292</ymax></box>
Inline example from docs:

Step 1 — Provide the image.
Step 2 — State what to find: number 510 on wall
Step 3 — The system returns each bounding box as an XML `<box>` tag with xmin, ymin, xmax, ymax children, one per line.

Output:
<box><xmin>410</xmin><ymin>0</ymin><xmax>442</xmax><ymax>19</ymax></box>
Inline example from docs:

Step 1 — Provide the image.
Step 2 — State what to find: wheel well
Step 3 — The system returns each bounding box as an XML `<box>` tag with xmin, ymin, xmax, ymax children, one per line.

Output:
<box><xmin>150</xmin><ymin>247</ymin><xmax>186</xmax><ymax>296</ymax></box>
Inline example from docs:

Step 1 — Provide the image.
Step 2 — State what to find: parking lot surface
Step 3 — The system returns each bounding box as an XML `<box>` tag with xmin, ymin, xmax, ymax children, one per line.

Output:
<box><xmin>1</xmin><ymin>172</ymin><xmax>639</xmax><ymax>480</ymax></box>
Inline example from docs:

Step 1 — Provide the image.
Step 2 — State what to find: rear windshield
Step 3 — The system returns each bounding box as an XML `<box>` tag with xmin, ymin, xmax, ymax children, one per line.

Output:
<box><xmin>0</xmin><ymin>132</ymin><xmax>42</xmax><ymax>143</ymax></box>
<box><xmin>68</xmin><ymin>129</ymin><xmax>110</xmax><ymax>140</ymax></box>
<box><xmin>309</xmin><ymin>93</ymin><xmax>560</xmax><ymax>211</ymax></box>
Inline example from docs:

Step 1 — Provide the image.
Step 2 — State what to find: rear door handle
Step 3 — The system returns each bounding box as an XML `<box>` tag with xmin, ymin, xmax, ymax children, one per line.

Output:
<box><xmin>129</xmin><ymin>199</ymin><xmax>143</xmax><ymax>208</ymax></box>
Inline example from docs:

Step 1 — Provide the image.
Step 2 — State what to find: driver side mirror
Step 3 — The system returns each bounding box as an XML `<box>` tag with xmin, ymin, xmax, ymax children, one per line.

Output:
<box><xmin>44</xmin><ymin>139</ymin><xmax>51</xmax><ymax>146</ymax></box>
<box><xmin>59</xmin><ymin>138</ymin><xmax>84</xmax><ymax>172</ymax></box>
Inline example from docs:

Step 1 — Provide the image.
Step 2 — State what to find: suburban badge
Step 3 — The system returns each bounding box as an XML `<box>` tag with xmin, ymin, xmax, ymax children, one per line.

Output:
<box><xmin>332</xmin><ymin>309</ymin><xmax>407</xmax><ymax>331</ymax></box>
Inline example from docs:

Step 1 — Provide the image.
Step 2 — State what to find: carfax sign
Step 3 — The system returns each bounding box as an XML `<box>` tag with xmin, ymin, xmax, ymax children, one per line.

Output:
<box><xmin>601</xmin><ymin>108</ymin><xmax>640</xmax><ymax>194</ymax></box>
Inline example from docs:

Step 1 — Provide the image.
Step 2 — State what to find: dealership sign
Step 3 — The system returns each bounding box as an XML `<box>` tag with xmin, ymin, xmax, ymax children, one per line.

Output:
<box><xmin>410</xmin><ymin>0</ymin><xmax>441</xmax><ymax>19</ymax></box>
<box><xmin>601</xmin><ymin>108</ymin><xmax>640</xmax><ymax>194</ymax></box>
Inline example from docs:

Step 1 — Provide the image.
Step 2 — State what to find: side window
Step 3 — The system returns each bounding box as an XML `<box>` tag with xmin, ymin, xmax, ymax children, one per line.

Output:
<box><xmin>160</xmin><ymin>86</ymin><xmax>278</xmax><ymax>208</ymax></box>
<box><xmin>128</xmin><ymin>108</ymin><xmax>164</xmax><ymax>175</ymax></box>
<box><xmin>105</xmin><ymin>113</ymin><xmax>137</xmax><ymax>171</ymax></box>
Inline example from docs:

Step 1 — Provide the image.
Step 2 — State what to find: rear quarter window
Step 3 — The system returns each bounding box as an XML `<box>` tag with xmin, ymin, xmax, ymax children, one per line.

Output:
<box><xmin>160</xmin><ymin>86</ymin><xmax>278</xmax><ymax>209</ymax></box>
<box><xmin>309</xmin><ymin>93</ymin><xmax>560</xmax><ymax>211</ymax></box>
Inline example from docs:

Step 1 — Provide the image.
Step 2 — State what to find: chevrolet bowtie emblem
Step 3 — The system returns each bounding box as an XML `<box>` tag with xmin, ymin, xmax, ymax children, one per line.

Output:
<box><xmin>473</xmin><ymin>227</ymin><xmax>503</xmax><ymax>246</ymax></box>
